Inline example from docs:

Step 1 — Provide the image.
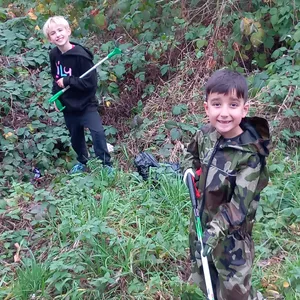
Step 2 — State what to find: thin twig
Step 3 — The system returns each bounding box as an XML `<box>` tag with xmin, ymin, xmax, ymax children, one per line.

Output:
<box><xmin>274</xmin><ymin>86</ymin><xmax>293</xmax><ymax>121</ymax></box>
<box><xmin>121</xmin><ymin>26</ymin><xmax>139</xmax><ymax>45</ymax></box>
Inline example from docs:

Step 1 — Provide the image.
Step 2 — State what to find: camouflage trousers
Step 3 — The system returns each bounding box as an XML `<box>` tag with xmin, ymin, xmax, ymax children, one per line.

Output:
<box><xmin>190</xmin><ymin>232</ymin><xmax>264</xmax><ymax>300</ymax></box>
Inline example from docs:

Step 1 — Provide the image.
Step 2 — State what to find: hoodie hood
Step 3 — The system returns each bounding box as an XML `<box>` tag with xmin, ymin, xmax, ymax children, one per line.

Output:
<box><xmin>64</xmin><ymin>41</ymin><xmax>94</xmax><ymax>60</ymax></box>
<box><xmin>50</xmin><ymin>41</ymin><xmax>94</xmax><ymax>60</ymax></box>
<box><xmin>206</xmin><ymin>116</ymin><xmax>271</xmax><ymax>157</ymax></box>
<box><xmin>239</xmin><ymin>116</ymin><xmax>270</xmax><ymax>157</ymax></box>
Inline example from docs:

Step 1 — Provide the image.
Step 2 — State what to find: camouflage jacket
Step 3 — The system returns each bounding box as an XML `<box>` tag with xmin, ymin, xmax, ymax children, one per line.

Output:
<box><xmin>182</xmin><ymin>117</ymin><xmax>270</xmax><ymax>249</ymax></box>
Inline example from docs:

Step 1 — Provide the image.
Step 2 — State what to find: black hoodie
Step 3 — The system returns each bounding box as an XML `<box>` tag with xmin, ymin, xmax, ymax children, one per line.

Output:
<box><xmin>49</xmin><ymin>42</ymin><xmax>98</xmax><ymax>114</ymax></box>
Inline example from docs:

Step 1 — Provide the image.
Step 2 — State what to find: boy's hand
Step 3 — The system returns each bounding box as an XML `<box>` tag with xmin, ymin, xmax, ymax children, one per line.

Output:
<box><xmin>53</xmin><ymin>101</ymin><xmax>60</xmax><ymax>112</ymax></box>
<box><xmin>195</xmin><ymin>240</ymin><xmax>212</xmax><ymax>257</ymax></box>
<box><xmin>56</xmin><ymin>78</ymin><xmax>65</xmax><ymax>88</ymax></box>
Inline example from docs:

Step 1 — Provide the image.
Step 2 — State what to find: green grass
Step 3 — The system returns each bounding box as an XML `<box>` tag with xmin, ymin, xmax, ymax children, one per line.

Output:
<box><xmin>0</xmin><ymin>166</ymin><xmax>204</xmax><ymax>299</ymax></box>
<box><xmin>0</xmin><ymin>151</ymin><xmax>299</xmax><ymax>299</ymax></box>
<box><xmin>13</xmin><ymin>258</ymin><xmax>50</xmax><ymax>299</ymax></box>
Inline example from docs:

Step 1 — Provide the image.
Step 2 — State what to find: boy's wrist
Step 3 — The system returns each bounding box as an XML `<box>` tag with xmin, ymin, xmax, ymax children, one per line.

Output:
<box><xmin>63</xmin><ymin>77</ymin><xmax>69</xmax><ymax>87</ymax></box>
<box><xmin>203</xmin><ymin>230</ymin><xmax>218</xmax><ymax>250</ymax></box>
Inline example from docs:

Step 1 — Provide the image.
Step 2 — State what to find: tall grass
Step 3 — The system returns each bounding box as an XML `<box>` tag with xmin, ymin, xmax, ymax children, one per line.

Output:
<box><xmin>1</xmin><ymin>150</ymin><xmax>300</xmax><ymax>299</ymax></box>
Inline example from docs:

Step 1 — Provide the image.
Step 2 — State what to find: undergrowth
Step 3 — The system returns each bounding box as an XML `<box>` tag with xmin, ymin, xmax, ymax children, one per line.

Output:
<box><xmin>1</xmin><ymin>1</ymin><xmax>300</xmax><ymax>299</ymax></box>
<box><xmin>0</xmin><ymin>165</ymin><xmax>203</xmax><ymax>299</ymax></box>
<box><xmin>0</xmin><ymin>153</ymin><xmax>300</xmax><ymax>299</ymax></box>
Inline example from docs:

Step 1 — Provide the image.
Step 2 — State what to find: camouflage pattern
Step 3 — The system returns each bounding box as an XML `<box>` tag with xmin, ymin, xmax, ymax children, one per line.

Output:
<box><xmin>182</xmin><ymin>117</ymin><xmax>270</xmax><ymax>300</ymax></box>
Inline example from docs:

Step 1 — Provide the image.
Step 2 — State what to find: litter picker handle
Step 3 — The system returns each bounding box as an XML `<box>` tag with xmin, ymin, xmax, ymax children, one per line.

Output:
<box><xmin>48</xmin><ymin>47</ymin><xmax>122</xmax><ymax>111</ymax></box>
<box><xmin>186</xmin><ymin>173</ymin><xmax>215</xmax><ymax>300</ymax></box>
<box><xmin>186</xmin><ymin>173</ymin><xmax>199</xmax><ymax>212</ymax></box>
<box><xmin>79</xmin><ymin>47</ymin><xmax>121</xmax><ymax>79</ymax></box>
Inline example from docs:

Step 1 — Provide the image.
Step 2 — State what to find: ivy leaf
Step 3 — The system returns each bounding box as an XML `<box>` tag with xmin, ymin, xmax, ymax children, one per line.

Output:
<box><xmin>15</xmin><ymin>33</ymin><xmax>27</xmax><ymax>39</ymax></box>
<box><xmin>114</xmin><ymin>64</ymin><xmax>126</xmax><ymax>78</ymax></box>
<box><xmin>196</xmin><ymin>50</ymin><xmax>204</xmax><ymax>59</ymax></box>
<box><xmin>172</xmin><ymin>104</ymin><xmax>187</xmax><ymax>116</ymax></box>
<box><xmin>98</xmin><ymin>70</ymin><xmax>108</xmax><ymax>80</ymax></box>
<box><xmin>196</xmin><ymin>39</ymin><xmax>208</xmax><ymax>49</ymax></box>
<box><xmin>284</xmin><ymin>109</ymin><xmax>295</xmax><ymax>117</ymax></box>
<box><xmin>50</xmin><ymin>3</ymin><xmax>58</xmax><ymax>13</ymax></box>
<box><xmin>270</xmin><ymin>14</ymin><xmax>279</xmax><ymax>27</ymax></box>
<box><xmin>264</xmin><ymin>35</ymin><xmax>274</xmax><ymax>49</ymax></box>
<box><xmin>178</xmin><ymin>122</ymin><xmax>198</xmax><ymax>134</ymax></box>
<box><xmin>135</xmin><ymin>72</ymin><xmax>145</xmax><ymax>81</ymax></box>
<box><xmin>3</xmin><ymin>156</ymin><xmax>14</xmax><ymax>164</ymax></box>
<box><xmin>108</xmin><ymin>82</ymin><xmax>119</xmax><ymax>94</ymax></box>
<box><xmin>93</xmin><ymin>13</ymin><xmax>106</xmax><ymax>28</ymax></box>
<box><xmin>269</xmin><ymin>7</ymin><xmax>278</xmax><ymax>15</ymax></box>
<box><xmin>170</xmin><ymin>128</ymin><xmax>181</xmax><ymax>141</ymax></box>
<box><xmin>158</xmin><ymin>144</ymin><xmax>174</xmax><ymax>158</ymax></box>
<box><xmin>48</xmin><ymin>204</ymin><xmax>57</xmax><ymax>217</ymax></box>
<box><xmin>160</xmin><ymin>65</ymin><xmax>169</xmax><ymax>76</ymax></box>
<box><xmin>165</xmin><ymin>120</ymin><xmax>177</xmax><ymax>129</ymax></box>
<box><xmin>293</xmin><ymin>29</ymin><xmax>300</xmax><ymax>42</ymax></box>
<box><xmin>104</xmin><ymin>126</ymin><xmax>118</xmax><ymax>136</ymax></box>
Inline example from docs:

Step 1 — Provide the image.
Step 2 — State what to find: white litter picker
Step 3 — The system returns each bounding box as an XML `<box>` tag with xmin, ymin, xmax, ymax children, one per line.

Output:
<box><xmin>186</xmin><ymin>173</ymin><xmax>215</xmax><ymax>300</ymax></box>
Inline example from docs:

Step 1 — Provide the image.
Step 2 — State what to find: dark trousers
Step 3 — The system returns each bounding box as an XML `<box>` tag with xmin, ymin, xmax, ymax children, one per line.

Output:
<box><xmin>64</xmin><ymin>110</ymin><xmax>111</xmax><ymax>166</ymax></box>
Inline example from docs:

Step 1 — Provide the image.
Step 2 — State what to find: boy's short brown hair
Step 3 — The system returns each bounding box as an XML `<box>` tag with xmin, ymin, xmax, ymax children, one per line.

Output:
<box><xmin>205</xmin><ymin>69</ymin><xmax>248</xmax><ymax>102</ymax></box>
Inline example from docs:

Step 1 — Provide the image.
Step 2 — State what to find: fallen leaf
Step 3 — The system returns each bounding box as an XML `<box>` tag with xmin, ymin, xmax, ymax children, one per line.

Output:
<box><xmin>267</xmin><ymin>284</ymin><xmax>278</xmax><ymax>291</ymax></box>
<box><xmin>109</xmin><ymin>73</ymin><xmax>117</xmax><ymax>82</ymax></box>
<box><xmin>283</xmin><ymin>281</ymin><xmax>290</xmax><ymax>288</ymax></box>
<box><xmin>14</xmin><ymin>243</ymin><xmax>21</xmax><ymax>263</ymax></box>
<box><xmin>90</xmin><ymin>9</ymin><xmax>100</xmax><ymax>16</ymax></box>
<box><xmin>27</xmin><ymin>8</ymin><xmax>37</xmax><ymax>20</ymax></box>
<box><xmin>36</xmin><ymin>4</ymin><xmax>45</xmax><ymax>14</ymax></box>
<box><xmin>205</xmin><ymin>57</ymin><xmax>216</xmax><ymax>70</ymax></box>
<box><xmin>233</xmin><ymin>42</ymin><xmax>240</xmax><ymax>52</ymax></box>
<box><xmin>265</xmin><ymin>289</ymin><xmax>283</xmax><ymax>299</ymax></box>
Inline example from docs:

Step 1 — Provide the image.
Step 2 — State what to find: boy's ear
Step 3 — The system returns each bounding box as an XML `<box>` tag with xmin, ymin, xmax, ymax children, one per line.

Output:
<box><xmin>242</xmin><ymin>102</ymin><xmax>250</xmax><ymax>117</ymax></box>
<box><xmin>204</xmin><ymin>101</ymin><xmax>209</xmax><ymax>116</ymax></box>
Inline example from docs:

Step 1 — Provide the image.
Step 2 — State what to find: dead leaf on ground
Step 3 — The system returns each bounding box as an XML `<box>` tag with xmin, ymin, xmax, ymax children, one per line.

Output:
<box><xmin>265</xmin><ymin>289</ymin><xmax>284</xmax><ymax>299</ymax></box>
<box><xmin>14</xmin><ymin>242</ymin><xmax>21</xmax><ymax>263</ymax></box>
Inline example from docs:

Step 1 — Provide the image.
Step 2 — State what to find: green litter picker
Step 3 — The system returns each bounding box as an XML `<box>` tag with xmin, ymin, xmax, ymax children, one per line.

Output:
<box><xmin>48</xmin><ymin>46</ymin><xmax>122</xmax><ymax>111</ymax></box>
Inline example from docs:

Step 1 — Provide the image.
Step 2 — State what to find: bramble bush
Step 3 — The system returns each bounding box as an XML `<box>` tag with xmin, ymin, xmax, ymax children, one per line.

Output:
<box><xmin>0</xmin><ymin>0</ymin><xmax>300</xmax><ymax>298</ymax></box>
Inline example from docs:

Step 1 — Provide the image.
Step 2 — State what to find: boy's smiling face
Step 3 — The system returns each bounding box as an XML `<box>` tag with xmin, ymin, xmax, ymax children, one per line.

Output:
<box><xmin>204</xmin><ymin>89</ymin><xmax>249</xmax><ymax>139</ymax></box>
<box><xmin>48</xmin><ymin>22</ymin><xmax>71</xmax><ymax>48</ymax></box>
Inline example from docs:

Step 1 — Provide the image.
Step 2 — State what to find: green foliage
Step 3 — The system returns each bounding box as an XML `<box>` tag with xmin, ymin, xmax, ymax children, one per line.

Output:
<box><xmin>1</xmin><ymin>150</ymin><xmax>299</xmax><ymax>299</ymax></box>
<box><xmin>13</xmin><ymin>259</ymin><xmax>50</xmax><ymax>299</ymax></box>
<box><xmin>227</xmin><ymin>1</ymin><xmax>300</xmax><ymax>67</ymax></box>
<box><xmin>0</xmin><ymin>1</ymin><xmax>300</xmax><ymax>298</ymax></box>
<box><xmin>253</xmin><ymin>150</ymin><xmax>300</xmax><ymax>298</ymax></box>
<box><xmin>0</xmin><ymin>166</ymin><xmax>206</xmax><ymax>298</ymax></box>
<box><xmin>0</xmin><ymin>0</ymin><xmax>215</xmax><ymax>190</ymax></box>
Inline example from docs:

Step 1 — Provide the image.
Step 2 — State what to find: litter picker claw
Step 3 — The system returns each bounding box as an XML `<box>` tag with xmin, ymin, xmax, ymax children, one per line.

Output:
<box><xmin>186</xmin><ymin>173</ymin><xmax>215</xmax><ymax>300</ymax></box>
<box><xmin>48</xmin><ymin>47</ymin><xmax>122</xmax><ymax>111</ymax></box>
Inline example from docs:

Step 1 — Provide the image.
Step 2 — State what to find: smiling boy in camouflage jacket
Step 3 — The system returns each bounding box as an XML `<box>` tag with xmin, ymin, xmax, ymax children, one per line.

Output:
<box><xmin>182</xmin><ymin>69</ymin><xmax>270</xmax><ymax>300</ymax></box>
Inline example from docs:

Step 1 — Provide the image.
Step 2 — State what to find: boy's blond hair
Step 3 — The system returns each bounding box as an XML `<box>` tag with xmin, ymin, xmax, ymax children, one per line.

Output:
<box><xmin>43</xmin><ymin>16</ymin><xmax>70</xmax><ymax>38</ymax></box>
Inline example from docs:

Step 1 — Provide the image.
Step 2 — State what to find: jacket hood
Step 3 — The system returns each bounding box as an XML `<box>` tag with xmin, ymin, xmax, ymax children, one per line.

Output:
<box><xmin>205</xmin><ymin>116</ymin><xmax>270</xmax><ymax>157</ymax></box>
<box><xmin>236</xmin><ymin>116</ymin><xmax>270</xmax><ymax>157</ymax></box>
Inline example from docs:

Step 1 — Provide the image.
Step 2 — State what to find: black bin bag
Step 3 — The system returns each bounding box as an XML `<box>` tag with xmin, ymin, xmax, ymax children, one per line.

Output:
<box><xmin>134</xmin><ymin>152</ymin><xmax>181</xmax><ymax>181</ymax></box>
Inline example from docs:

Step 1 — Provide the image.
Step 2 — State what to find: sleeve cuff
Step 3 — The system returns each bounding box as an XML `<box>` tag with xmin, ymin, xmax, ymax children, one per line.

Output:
<box><xmin>63</xmin><ymin>77</ymin><xmax>70</xmax><ymax>87</ymax></box>
<box><xmin>202</xmin><ymin>230</ymin><xmax>219</xmax><ymax>250</ymax></box>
